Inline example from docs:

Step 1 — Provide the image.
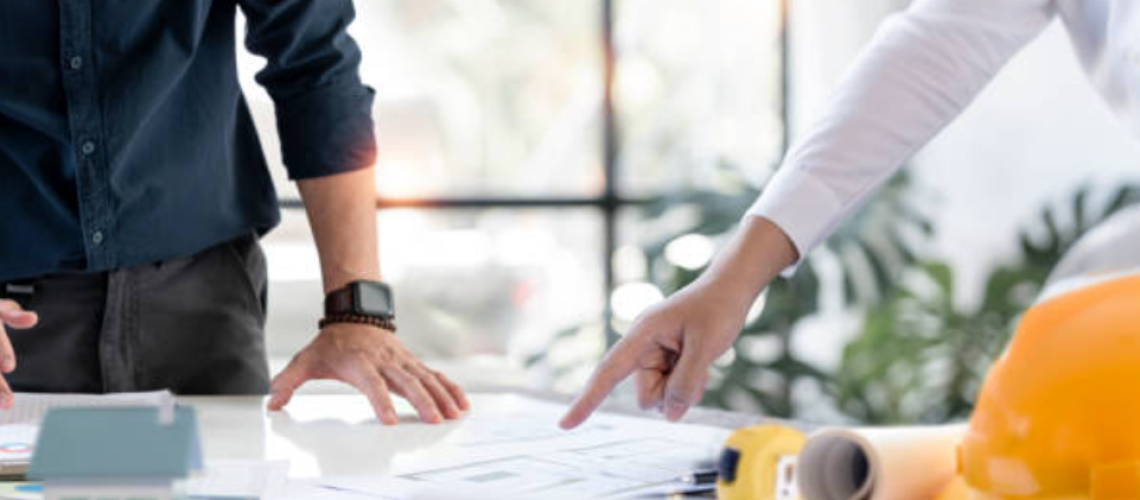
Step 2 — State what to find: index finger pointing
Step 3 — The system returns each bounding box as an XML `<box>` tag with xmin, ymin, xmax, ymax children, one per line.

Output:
<box><xmin>559</xmin><ymin>339</ymin><xmax>643</xmax><ymax>429</ymax></box>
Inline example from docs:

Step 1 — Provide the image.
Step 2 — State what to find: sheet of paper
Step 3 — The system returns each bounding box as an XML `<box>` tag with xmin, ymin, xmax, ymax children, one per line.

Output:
<box><xmin>0</xmin><ymin>461</ymin><xmax>290</xmax><ymax>500</ymax></box>
<box><xmin>185</xmin><ymin>460</ymin><xmax>290</xmax><ymax>499</ymax></box>
<box><xmin>0</xmin><ymin>390</ymin><xmax>174</xmax><ymax>472</ymax></box>
<box><xmin>0</xmin><ymin>482</ymin><xmax>41</xmax><ymax>500</ymax></box>
<box><xmin>0</xmin><ymin>425</ymin><xmax>37</xmax><ymax>466</ymax></box>
<box><xmin>274</xmin><ymin>478</ymin><xmax>422</xmax><ymax>500</ymax></box>
<box><xmin>324</xmin><ymin>396</ymin><xmax>731</xmax><ymax>500</ymax></box>
<box><xmin>0</xmin><ymin>391</ymin><xmax>173</xmax><ymax>425</ymax></box>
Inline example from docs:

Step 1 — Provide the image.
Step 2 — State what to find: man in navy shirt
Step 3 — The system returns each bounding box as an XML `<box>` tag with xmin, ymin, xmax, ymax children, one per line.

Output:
<box><xmin>0</xmin><ymin>1</ymin><xmax>467</xmax><ymax>425</ymax></box>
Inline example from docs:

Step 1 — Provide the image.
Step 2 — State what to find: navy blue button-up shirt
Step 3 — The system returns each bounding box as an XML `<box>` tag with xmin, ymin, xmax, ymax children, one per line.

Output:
<box><xmin>0</xmin><ymin>1</ymin><xmax>376</xmax><ymax>282</ymax></box>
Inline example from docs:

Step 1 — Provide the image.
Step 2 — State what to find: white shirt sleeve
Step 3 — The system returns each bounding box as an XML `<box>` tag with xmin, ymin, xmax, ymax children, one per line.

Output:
<box><xmin>749</xmin><ymin>0</ymin><xmax>1056</xmax><ymax>274</ymax></box>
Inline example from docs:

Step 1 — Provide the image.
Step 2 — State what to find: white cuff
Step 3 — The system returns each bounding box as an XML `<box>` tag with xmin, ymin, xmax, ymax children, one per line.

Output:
<box><xmin>745</xmin><ymin>167</ymin><xmax>846</xmax><ymax>277</ymax></box>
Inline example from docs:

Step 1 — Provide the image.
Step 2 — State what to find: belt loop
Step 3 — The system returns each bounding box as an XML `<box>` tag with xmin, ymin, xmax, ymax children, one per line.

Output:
<box><xmin>1</xmin><ymin>282</ymin><xmax>38</xmax><ymax>309</ymax></box>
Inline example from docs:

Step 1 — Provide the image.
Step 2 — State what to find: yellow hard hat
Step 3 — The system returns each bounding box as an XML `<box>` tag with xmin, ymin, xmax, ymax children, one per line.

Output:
<box><xmin>948</xmin><ymin>272</ymin><xmax>1140</xmax><ymax>500</ymax></box>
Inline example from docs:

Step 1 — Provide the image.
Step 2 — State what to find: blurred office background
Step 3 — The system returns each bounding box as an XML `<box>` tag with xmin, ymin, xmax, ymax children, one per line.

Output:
<box><xmin>237</xmin><ymin>0</ymin><xmax>1140</xmax><ymax>424</ymax></box>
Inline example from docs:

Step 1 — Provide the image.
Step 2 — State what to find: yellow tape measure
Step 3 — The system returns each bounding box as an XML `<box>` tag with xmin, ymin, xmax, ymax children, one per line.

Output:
<box><xmin>716</xmin><ymin>424</ymin><xmax>807</xmax><ymax>500</ymax></box>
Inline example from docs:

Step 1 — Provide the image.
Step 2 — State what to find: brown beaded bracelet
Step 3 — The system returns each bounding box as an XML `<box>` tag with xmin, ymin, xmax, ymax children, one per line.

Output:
<box><xmin>319</xmin><ymin>313</ymin><xmax>398</xmax><ymax>333</ymax></box>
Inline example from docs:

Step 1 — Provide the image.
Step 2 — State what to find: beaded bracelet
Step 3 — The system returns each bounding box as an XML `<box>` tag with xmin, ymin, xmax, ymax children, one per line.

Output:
<box><xmin>319</xmin><ymin>313</ymin><xmax>397</xmax><ymax>333</ymax></box>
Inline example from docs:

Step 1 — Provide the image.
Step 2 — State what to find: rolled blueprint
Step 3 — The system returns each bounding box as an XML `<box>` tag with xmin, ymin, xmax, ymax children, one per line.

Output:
<box><xmin>796</xmin><ymin>425</ymin><xmax>966</xmax><ymax>500</ymax></box>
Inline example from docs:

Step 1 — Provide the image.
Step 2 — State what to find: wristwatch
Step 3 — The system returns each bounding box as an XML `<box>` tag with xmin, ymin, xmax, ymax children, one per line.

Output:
<box><xmin>321</xmin><ymin>280</ymin><xmax>397</xmax><ymax>332</ymax></box>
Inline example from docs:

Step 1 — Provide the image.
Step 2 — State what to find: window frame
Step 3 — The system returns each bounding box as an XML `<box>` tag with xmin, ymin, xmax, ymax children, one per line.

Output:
<box><xmin>278</xmin><ymin>0</ymin><xmax>791</xmax><ymax>345</ymax></box>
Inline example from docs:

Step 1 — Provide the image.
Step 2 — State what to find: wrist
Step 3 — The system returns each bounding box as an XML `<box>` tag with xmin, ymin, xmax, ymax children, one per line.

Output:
<box><xmin>322</xmin><ymin>280</ymin><xmax>397</xmax><ymax>331</ymax></box>
<box><xmin>691</xmin><ymin>273</ymin><xmax>758</xmax><ymax>319</ymax></box>
<box><xmin>322</xmin><ymin>269</ymin><xmax>382</xmax><ymax>295</ymax></box>
<box><xmin>696</xmin><ymin>216</ymin><xmax>796</xmax><ymax>313</ymax></box>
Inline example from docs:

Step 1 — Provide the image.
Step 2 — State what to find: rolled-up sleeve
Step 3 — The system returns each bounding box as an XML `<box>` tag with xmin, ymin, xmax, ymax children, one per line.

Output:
<box><xmin>748</xmin><ymin>0</ymin><xmax>1055</xmax><ymax>275</ymax></box>
<box><xmin>238</xmin><ymin>0</ymin><xmax>376</xmax><ymax>180</ymax></box>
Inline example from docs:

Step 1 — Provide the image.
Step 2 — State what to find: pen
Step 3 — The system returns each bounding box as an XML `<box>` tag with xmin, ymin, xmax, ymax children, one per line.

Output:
<box><xmin>629</xmin><ymin>483</ymin><xmax>716</xmax><ymax>499</ymax></box>
<box><xmin>677</xmin><ymin>469</ymin><xmax>718</xmax><ymax>485</ymax></box>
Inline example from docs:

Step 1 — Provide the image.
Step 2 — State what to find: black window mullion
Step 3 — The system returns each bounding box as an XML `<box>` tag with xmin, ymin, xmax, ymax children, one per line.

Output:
<box><xmin>600</xmin><ymin>0</ymin><xmax>620</xmax><ymax>346</ymax></box>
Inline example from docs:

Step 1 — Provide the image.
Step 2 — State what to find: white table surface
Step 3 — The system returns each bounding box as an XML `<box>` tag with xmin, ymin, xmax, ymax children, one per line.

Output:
<box><xmin>180</xmin><ymin>392</ymin><xmax>774</xmax><ymax>480</ymax></box>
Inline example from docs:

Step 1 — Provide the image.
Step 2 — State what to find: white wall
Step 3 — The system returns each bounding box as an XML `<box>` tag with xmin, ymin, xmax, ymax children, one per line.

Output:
<box><xmin>789</xmin><ymin>1</ymin><xmax>1140</xmax><ymax>309</ymax></box>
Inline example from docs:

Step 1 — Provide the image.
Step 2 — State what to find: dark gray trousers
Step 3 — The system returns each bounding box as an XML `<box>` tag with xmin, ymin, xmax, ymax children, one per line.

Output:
<box><xmin>0</xmin><ymin>234</ymin><xmax>270</xmax><ymax>394</ymax></box>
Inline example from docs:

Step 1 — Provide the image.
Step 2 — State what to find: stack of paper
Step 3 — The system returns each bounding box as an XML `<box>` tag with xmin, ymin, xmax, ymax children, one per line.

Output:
<box><xmin>0</xmin><ymin>391</ymin><xmax>174</xmax><ymax>476</ymax></box>
<box><xmin>0</xmin><ymin>391</ymin><xmax>174</xmax><ymax>425</ymax></box>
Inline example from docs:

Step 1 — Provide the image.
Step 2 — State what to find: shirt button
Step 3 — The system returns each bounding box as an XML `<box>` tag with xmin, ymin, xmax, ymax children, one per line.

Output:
<box><xmin>69</xmin><ymin>56</ymin><xmax>83</xmax><ymax>70</ymax></box>
<box><xmin>80</xmin><ymin>141</ymin><xmax>96</xmax><ymax>156</ymax></box>
<box><xmin>91</xmin><ymin>231</ymin><xmax>104</xmax><ymax>246</ymax></box>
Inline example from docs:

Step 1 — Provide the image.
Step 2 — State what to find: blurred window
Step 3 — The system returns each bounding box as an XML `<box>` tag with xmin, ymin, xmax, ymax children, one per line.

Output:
<box><xmin>238</xmin><ymin>0</ymin><xmax>785</xmax><ymax>387</ymax></box>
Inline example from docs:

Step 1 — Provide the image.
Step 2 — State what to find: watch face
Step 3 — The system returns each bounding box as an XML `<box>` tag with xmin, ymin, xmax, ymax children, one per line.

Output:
<box><xmin>354</xmin><ymin>281</ymin><xmax>395</xmax><ymax>317</ymax></box>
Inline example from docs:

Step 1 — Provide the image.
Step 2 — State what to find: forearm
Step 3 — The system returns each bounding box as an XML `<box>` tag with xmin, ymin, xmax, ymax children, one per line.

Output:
<box><xmin>750</xmin><ymin>0</ymin><xmax>1051</xmax><ymax>259</ymax></box>
<box><xmin>696</xmin><ymin>216</ymin><xmax>797</xmax><ymax>313</ymax></box>
<box><xmin>297</xmin><ymin>168</ymin><xmax>381</xmax><ymax>293</ymax></box>
<box><xmin>275</xmin><ymin>167</ymin><xmax>469</xmax><ymax>424</ymax></box>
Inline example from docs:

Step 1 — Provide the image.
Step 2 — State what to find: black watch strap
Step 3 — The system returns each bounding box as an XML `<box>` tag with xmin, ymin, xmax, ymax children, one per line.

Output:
<box><xmin>324</xmin><ymin>286</ymin><xmax>356</xmax><ymax>317</ymax></box>
<box><xmin>322</xmin><ymin>281</ymin><xmax>397</xmax><ymax>332</ymax></box>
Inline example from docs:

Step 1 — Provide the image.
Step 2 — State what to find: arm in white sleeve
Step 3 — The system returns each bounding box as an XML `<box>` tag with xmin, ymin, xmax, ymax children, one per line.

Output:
<box><xmin>749</xmin><ymin>0</ymin><xmax>1056</xmax><ymax>273</ymax></box>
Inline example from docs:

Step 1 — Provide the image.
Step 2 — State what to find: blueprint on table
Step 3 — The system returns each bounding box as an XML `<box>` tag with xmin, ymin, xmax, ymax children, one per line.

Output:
<box><xmin>319</xmin><ymin>395</ymin><xmax>730</xmax><ymax>499</ymax></box>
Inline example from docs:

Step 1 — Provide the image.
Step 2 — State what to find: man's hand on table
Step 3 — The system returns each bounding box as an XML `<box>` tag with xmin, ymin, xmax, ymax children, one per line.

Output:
<box><xmin>0</xmin><ymin>300</ymin><xmax>36</xmax><ymax>408</ymax></box>
<box><xmin>267</xmin><ymin>323</ymin><xmax>470</xmax><ymax>425</ymax></box>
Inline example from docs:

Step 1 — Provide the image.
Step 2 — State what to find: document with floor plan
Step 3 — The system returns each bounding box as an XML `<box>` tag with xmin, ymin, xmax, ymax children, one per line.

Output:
<box><xmin>321</xmin><ymin>396</ymin><xmax>731</xmax><ymax>499</ymax></box>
